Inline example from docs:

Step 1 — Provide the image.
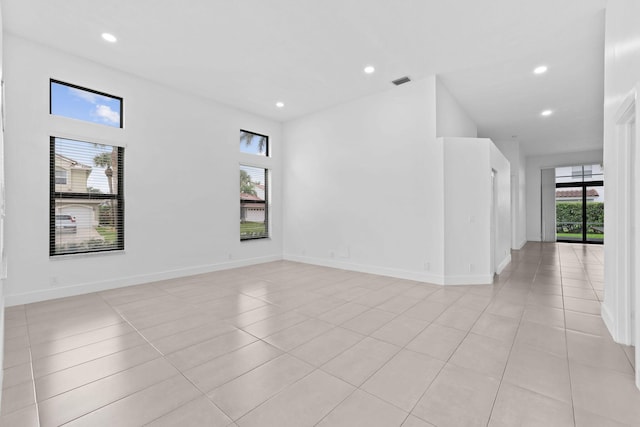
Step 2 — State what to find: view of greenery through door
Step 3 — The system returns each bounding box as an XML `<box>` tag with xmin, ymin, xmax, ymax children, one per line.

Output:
<box><xmin>555</xmin><ymin>165</ymin><xmax>604</xmax><ymax>243</ymax></box>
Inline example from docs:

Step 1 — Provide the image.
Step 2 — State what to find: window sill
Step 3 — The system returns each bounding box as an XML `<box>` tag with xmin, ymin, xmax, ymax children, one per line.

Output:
<box><xmin>240</xmin><ymin>237</ymin><xmax>271</xmax><ymax>242</ymax></box>
<box><xmin>50</xmin><ymin>250</ymin><xmax>125</xmax><ymax>260</ymax></box>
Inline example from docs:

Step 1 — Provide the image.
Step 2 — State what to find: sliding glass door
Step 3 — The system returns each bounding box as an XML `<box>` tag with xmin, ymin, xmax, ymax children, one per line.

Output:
<box><xmin>586</xmin><ymin>184</ymin><xmax>605</xmax><ymax>243</ymax></box>
<box><xmin>555</xmin><ymin>186</ymin><xmax>584</xmax><ymax>242</ymax></box>
<box><xmin>555</xmin><ymin>165</ymin><xmax>604</xmax><ymax>244</ymax></box>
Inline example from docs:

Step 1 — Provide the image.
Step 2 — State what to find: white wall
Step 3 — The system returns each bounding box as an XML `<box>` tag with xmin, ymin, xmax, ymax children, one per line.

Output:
<box><xmin>525</xmin><ymin>149</ymin><xmax>603</xmax><ymax>242</ymax></box>
<box><xmin>436</xmin><ymin>78</ymin><xmax>478</xmax><ymax>138</ymax></box>
<box><xmin>0</xmin><ymin>1</ymin><xmax>5</xmax><ymax>396</ymax></box>
<box><xmin>540</xmin><ymin>168</ymin><xmax>557</xmax><ymax>242</ymax></box>
<box><xmin>442</xmin><ymin>138</ymin><xmax>510</xmax><ymax>284</ymax></box>
<box><xmin>443</xmin><ymin>138</ymin><xmax>488</xmax><ymax>283</ymax></box>
<box><xmin>283</xmin><ymin>77</ymin><xmax>446</xmax><ymax>283</ymax></box>
<box><xmin>4</xmin><ymin>35</ymin><xmax>283</xmax><ymax>305</ymax></box>
<box><xmin>493</xmin><ymin>140</ymin><xmax>527</xmax><ymax>249</ymax></box>
<box><xmin>601</xmin><ymin>0</ymin><xmax>640</xmax><ymax>355</ymax></box>
<box><xmin>490</xmin><ymin>142</ymin><xmax>513</xmax><ymax>273</ymax></box>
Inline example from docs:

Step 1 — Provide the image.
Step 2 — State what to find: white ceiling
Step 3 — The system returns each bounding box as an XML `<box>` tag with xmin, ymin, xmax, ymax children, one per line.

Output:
<box><xmin>2</xmin><ymin>0</ymin><xmax>607</xmax><ymax>156</ymax></box>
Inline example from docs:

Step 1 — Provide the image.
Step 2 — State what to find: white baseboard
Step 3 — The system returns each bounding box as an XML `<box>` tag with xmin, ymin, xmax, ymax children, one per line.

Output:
<box><xmin>516</xmin><ymin>239</ymin><xmax>527</xmax><ymax>250</ymax></box>
<box><xmin>5</xmin><ymin>252</ymin><xmax>508</xmax><ymax>306</ymax></box>
<box><xmin>443</xmin><ymin>274</ymin><xmax>494</xmax><ymax>285</ymax></box>
<box><xmin>284</xmin><ymin>254</ymin><xmax>445</xmax><ymax>285</ymax></box>
<box><xmin>496</xmin><ymin>254</ymin><xmax>512</xmax><ymax>275</ymax></box>
<box><xmin>284</xmin><ymin>254</ymin><xmax>499</xmax><ymax>286</ymax></box>
<box><xmin>601</xmin><ymin>302</ymin><xmax>617</xmax><ymax>342</ymax></box>
<box><xmin>5</xmin><ymin>255</ymin><xmax>282</xmax><ymax>307</ymax></box>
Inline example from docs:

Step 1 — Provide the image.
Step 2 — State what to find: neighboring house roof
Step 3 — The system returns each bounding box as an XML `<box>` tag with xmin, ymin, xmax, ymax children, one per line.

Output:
<box><xmin>556</xmin><ymin>189</ymin><xmax>599</xmax><ymax>198</ymax></box>
<box><xmin>240</xmin><ymin>193</ymin><xmax>263</xmax><ymax>201</ymax></box>
<box><xmin>55</xmin><ymin>153</ymin><xmax>92</xmax><ymax>170</ymax></box>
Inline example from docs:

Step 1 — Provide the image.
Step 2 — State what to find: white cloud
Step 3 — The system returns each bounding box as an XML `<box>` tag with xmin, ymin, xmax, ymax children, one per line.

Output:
<box><xmin>68</xmin><ymin>87</ymin><xmax>113</xmax><ymax>105</ymax></box>
<box><xmin>68</xmin><ymin>87</ymin><xmax>98</xmax><ymax>104</ymax></box>
<box><xmin>95</xmin><ymin>104</ymin><xmax>120</xmax><ymax>124</ymax></box>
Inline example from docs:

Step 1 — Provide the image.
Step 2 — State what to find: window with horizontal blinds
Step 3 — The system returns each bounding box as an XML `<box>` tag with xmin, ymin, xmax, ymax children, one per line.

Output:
<box><xmin>556</xmin><ymin>164</ymin><xmax>602</xmax><ymax>183</ymax></box>
<box><xmin>240</xmin><ymin>165</ymin><xmax>269</xmax><ymax>240</ymax></box>
<box><xmin>50</xmin><ymin>137</ymin><xmax>124</xmax><ymax>255</ymax></box>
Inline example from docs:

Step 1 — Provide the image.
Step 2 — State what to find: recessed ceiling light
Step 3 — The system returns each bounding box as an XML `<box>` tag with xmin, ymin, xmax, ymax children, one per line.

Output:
<box><xmin>534</xmin><ymin>65</ymin><xmax>548</xmax><ymax>74</ymax></box>
<box><xmin>541</xmin><ymin>109</ymin><xmax>553</xmax><ymax>116</ymax></box>
<box><xmin>276</xmin><ymin>102</ymin><xmax>284</xmax><ymax>108</ymax></box>
<box><xmin>364</xmin><ymin>65</ymin><xmax>375</xmax><ymax>74</ymax></box>
<box><xmin>101</xmin><ymin>33</ymin><xmax>117</xmax><ymax>43</ymax></box>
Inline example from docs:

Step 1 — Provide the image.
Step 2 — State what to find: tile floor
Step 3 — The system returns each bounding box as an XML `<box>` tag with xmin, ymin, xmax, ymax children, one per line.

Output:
<box><xmin>2</xmin><ymin>242</ymin><xmax>639</xmax><ymax>426</ymax></box>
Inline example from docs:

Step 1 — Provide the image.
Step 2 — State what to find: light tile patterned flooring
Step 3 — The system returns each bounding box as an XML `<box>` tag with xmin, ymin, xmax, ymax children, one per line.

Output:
<box><xmin>2</xmin><ymin>242</ymin><xmax>639</xmax><ymax>426</ymax></box>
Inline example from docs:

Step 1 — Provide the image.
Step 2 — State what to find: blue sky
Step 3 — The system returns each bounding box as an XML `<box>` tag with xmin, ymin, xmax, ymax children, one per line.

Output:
<box><xmin>240</xmin><ymin>132</ymin><xmax>267</xmax><ymax>156</ymax></box>
<box><xmin>240</xmin><ymin>132</ymin><xmax>268</xmax><ymax>185</ymax></box>
<box><xmin>51</xmin><ymin>82</ymin><xmax>121</xmax><ymax>128</ymax></box>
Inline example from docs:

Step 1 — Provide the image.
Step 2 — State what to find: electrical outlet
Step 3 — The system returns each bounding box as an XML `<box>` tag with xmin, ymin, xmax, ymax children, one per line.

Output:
<box><xmin>424</xmin><ymin>261</ymin><xmax>430</xmax><ymax>271</ymax></box>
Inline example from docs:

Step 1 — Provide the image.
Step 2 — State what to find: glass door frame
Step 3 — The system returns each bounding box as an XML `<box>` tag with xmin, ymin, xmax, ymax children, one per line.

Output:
<box><xmin>556</xmin><ymin>180</ymin><xmax>604</xmax><ymax>244</ymax></box>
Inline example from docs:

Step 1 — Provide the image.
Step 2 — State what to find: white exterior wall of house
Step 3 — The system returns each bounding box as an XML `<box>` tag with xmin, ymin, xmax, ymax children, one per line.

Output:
<box><xmin>555</xmin><ymin>164</ymin><xmax>603</xmax><ymax>179</ymax></box>
<box><xmin>244</xmin><ymin>207</ymin><xmax>265</xmax><ymax>223</ymax></box>
<box><xmin>3</xmin><ymin>35</ymin><xmax>283</xmax><ymax>305</ymax></box>
<box><xmin>254</xmin><ymin>184</ymin><xmax>265</xmax><ymax>201</ymax></box>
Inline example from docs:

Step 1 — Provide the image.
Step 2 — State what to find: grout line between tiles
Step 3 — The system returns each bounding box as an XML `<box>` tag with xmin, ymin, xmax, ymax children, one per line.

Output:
<box><xmin>76</xmin><ymin>304</ymin><xmax>237</xmax><ymax>425</ymax></box>
<box><xmin>6</xmin><ymin>247</ymin><xmax>622</xmax><ymax>427</ymax></box>
<box><xmin>321</xmin><ymin>268</ymin><xmax>514</xmax><ymax>426</ymax></box>
<box><xmin>485</xmin><ymin>256</ymin><xmax>539</xmax><ymax>426</ymax></box>
<box><xmin>25</xmin><ymin>322</ymin><xmax>42</xmax><ymax>427</ymax></box>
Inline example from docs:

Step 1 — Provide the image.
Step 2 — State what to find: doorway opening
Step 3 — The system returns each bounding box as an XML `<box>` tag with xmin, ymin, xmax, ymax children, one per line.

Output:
<box><xmin>555</xmin><ymin>165</ymin><xmax>604</xmax><ymax>244</ymax></box>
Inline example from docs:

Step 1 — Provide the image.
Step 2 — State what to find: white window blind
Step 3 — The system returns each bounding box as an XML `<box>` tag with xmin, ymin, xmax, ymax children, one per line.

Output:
<box><xmin>240</xmin><ymin>165</ymin><xmax>269</xmax><ymax>240</ymax></box>
<box><xmin>50</xmin><ymin>137</ymin><xmax>124</xmax><ymax>255</ymax></box>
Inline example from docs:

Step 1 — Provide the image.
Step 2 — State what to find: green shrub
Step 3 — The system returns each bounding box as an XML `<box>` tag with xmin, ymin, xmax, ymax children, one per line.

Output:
<box><xmin>556</xmin><ymin>201</ymin><xmax>604</xmax><ymax>234</ymax></box>
<box><xmin>556</xmin><ymin>202</ymin><xmax>604</xmax><ymax>223</ymax></box>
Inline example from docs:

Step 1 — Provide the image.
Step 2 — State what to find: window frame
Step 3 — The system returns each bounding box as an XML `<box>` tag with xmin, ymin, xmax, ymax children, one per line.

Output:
<box><xmin>49</xmin><ymin>136</ymin><xmax>125</xmax><ymax>256</ymax></box>
<box><xmin>239</xmin><ymin>164</ymin><xmax>270</xmax><ymax>241</ymax></box>
<box><xmin>239</xmin><ymin>129</ymin><xmax>269</xmax><ymax>157</ymax></box>
<box><xmin>55</xmin><ymin>168</ymin><xmax>68</xmax><ymax>185</ymax></box>
<box><xmin>571</xmin><ymin>166</ymin><xmax>582</xmax><ymax>178</ymax></box>
<box><xmin>49</xmin><ymin>79</ymin><xmax>124</xmax><ymax>129</ymax></box>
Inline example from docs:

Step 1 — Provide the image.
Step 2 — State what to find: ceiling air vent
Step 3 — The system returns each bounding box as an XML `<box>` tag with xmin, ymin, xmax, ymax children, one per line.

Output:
<box><xmin>392</xmin><ymin>76</ymin><xmax>411</xmax><ymax>86</ymax></box>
